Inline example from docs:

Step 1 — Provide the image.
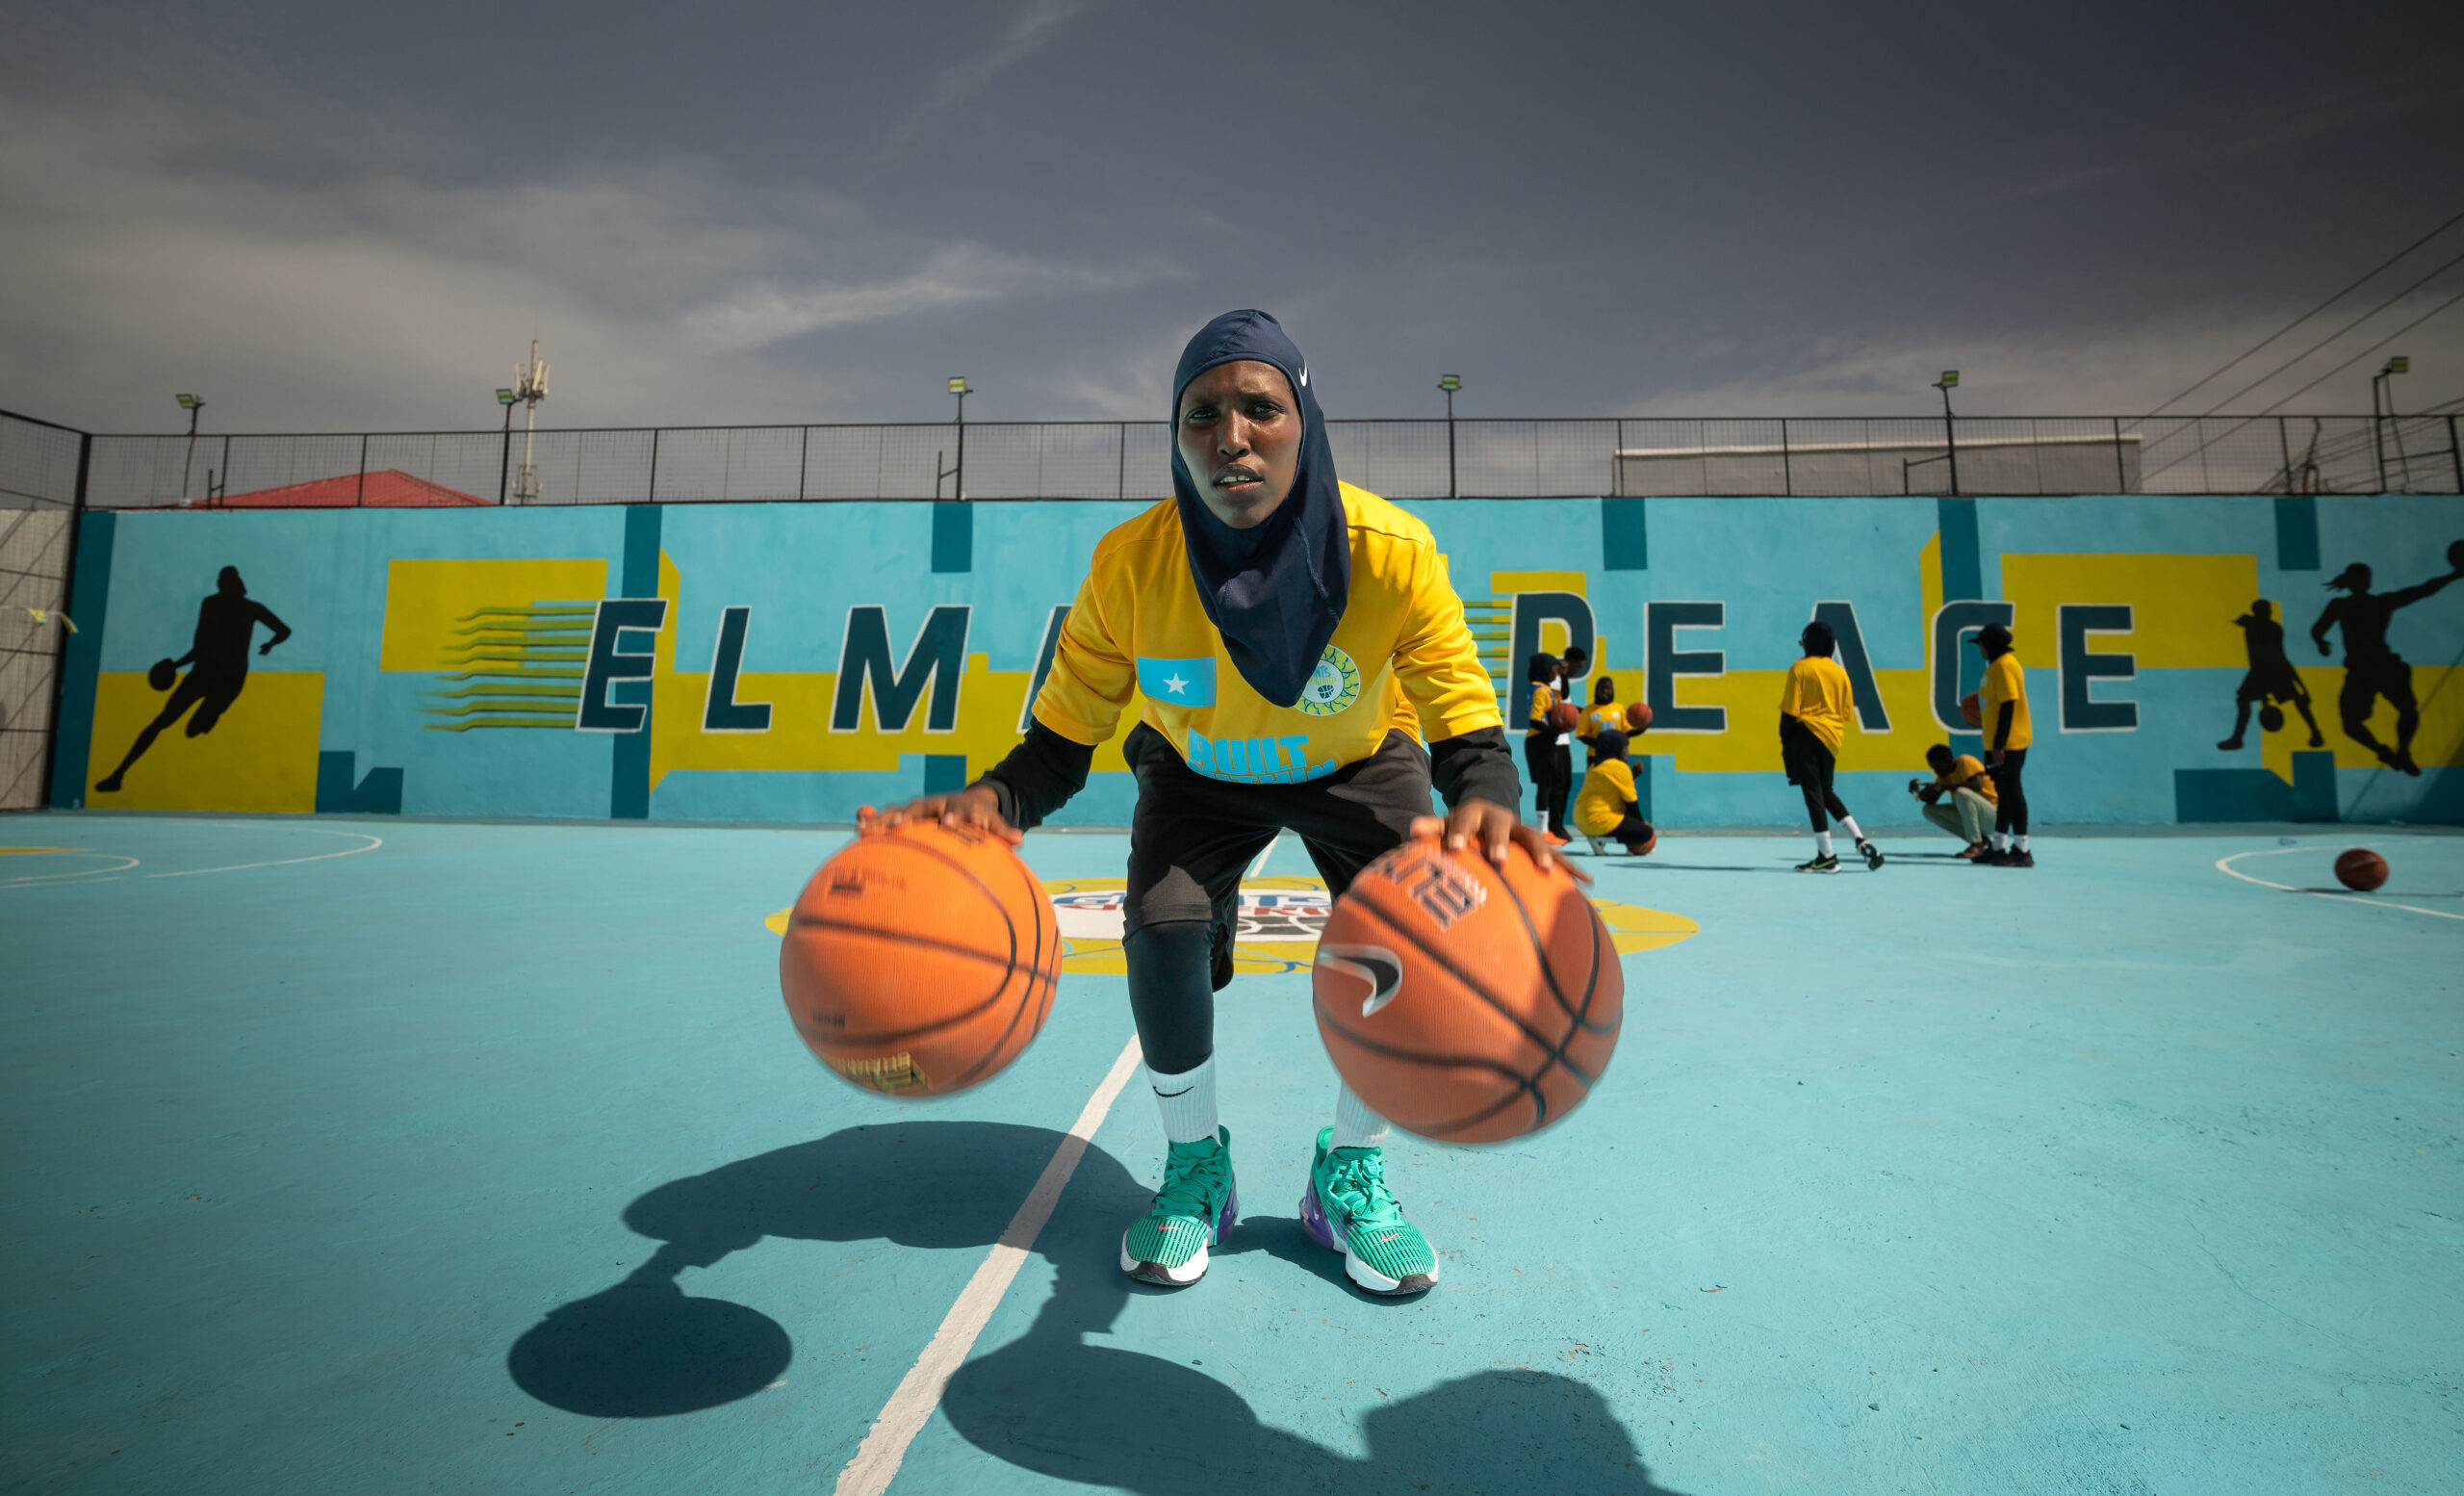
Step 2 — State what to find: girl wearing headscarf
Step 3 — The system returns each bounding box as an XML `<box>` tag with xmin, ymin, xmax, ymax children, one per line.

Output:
<box><xmin>1523</xmin><ymin>652</ymin><xmax>1570</xmax><ymax>838</ymax></box>
<box><xmin>869</xmin><ymin>310</ymin><xmax>1562</xmax><ymax>1298</ymax></box>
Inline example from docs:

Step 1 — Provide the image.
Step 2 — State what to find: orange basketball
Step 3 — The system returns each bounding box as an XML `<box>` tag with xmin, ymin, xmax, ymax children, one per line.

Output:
<box><xmin>1960</xmin><ymin>691</ymin><xmax>1983</xmax><ymax>727</ymax></box>
<box><xmin>1631</xmin><ymin>829</ymin><xmax>1657</xmax><ymax>857</ymax></box>
<box><xmin>1313</xmin><ymin>838</ymin><xmax>1622</xmax><ymax>1144</ymax></box>
<box><xmin>779</xmin><ymin>820</ymin><xmax>1061</xmax><ymax>1096</ymax></box>
<box><xmin>2333</xmin><ymin>848</ymin><xmax>2388</xmax><ymax>892</ymax></box>
<box><xmin>1624</xmin><ymin>701</ymin><xmax>1653</xmax><ymax>734</ymax></box>
<box><xmin>1550</xmin><ymin>701</ymin><xmax>1581</xmax><ymax>731</ymax></box>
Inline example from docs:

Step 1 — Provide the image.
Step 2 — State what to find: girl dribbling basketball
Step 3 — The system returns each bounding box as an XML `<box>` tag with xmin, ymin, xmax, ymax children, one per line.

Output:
<box><xmin>867</xmin><ymin>310</ymin><xmax>1574</xmax><ymax>1297</ymax></box>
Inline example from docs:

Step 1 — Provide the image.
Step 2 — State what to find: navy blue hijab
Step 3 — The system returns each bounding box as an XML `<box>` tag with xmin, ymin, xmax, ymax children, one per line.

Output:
<box><xmin>1169</xmin><ymin>310</ymin><xmax>1351</xmax><ymax>708</ymax></box>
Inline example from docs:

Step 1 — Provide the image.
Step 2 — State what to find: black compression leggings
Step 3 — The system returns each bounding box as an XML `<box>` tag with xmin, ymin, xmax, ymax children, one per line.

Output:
<box><xmin>1991</xmin><ymin>749</ymin><xmax>2028</xmax><ymax>836</ymax></box>
<box><xmin>1123</xmin><ymin>920</ymin><xmax>1215</xmax><ymax>1074</ymax></box>
<box><xmin>1800</xmin><ymin>781</ymin><xmax>1850</xmax><ymax>834</ymax></box>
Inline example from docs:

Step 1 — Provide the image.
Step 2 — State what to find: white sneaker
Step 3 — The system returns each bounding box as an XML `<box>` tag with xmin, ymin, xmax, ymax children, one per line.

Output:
<box><xmin>1584</xmin><ymin>837</ymin><xmax>1606</xmax><ymax>856</ymax></box>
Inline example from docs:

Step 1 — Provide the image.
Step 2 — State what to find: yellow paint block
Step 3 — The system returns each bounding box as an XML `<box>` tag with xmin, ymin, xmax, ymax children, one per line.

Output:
<box><xmin>85</xmin><ymin>671</ymin><xmax>323</xmax><ymax>812</ymax></box>
<box><xmin>1999</xmin><ymin>553</ymin><xmax>2254</xmax><ymax>669</ymax></box>
<box><xmin>379</xmin><ymin>558</ymin><xmax>607</xmax><ymax>671</ymax></box>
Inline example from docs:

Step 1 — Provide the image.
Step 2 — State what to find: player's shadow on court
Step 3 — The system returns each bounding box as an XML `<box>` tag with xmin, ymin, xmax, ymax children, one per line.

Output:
<box><xmin>508</xmin><ymin>1120</ymin><xmax>1688</xmax><ymax>1494</ymax></box>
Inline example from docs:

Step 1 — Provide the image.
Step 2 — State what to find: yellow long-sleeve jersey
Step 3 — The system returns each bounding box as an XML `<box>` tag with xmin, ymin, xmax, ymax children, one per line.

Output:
<box><xmin>1030</xmin><ymin>483</ymin><xmax>1502</xmax><ymax>784</ymax></box>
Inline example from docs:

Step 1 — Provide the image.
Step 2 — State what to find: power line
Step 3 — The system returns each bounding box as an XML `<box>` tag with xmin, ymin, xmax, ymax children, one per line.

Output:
<box><xmin>2143</xmin><ymin>284</ymin><xmax>2464</xmax><ymax>483</ymax></box>
<box><xmin>2187</xmin><ymin>241</ymin><xmax>2464</xmax><ymax>416</ymax></box>
<box><xmin>2150</xmin><ymin>203</ymin><xmax>2464</xmax><ymax>417</ymax></box>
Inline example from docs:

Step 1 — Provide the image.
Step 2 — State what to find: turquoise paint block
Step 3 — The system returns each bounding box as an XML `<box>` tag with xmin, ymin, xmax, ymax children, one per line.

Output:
<box><xmin>47</xmin><ymin>508</ymin><xmax>113</xmax><ymax>809</ymax></box>
<box><xmin>2274</xmin><ymin>494</ymin><xmax>2320</xmax><ymax>572</ymax></box>
<box><xmin>611</xmin><ymin>506</ymin><xmax>663</xmax><ymax>820</ymax></box>
<box><xmin>1936</xmin><ymin>497</ymin><xmax>1982</xmax><ymax>602</ymax></box>
<box><xmin>1600</xmin><ymin>498</ymin><xmax>1647</xmax><ymax>571</ymax></box>
<box><xmin>2290</xmin><ymin>750</ymin><xmax>2338</xmax><ymax>822</ymax></box>
<box><xmin>922</xmin><ymin>753</ymin><xmax>969</xmax><ymax>795</ymax></box>
<box><xmin>2173</xmin><ymin>753</ymin><xmax>2339</xmax><ymax>823</ymax></box>
<box><xmin>314</xmin><ymin>751</ymin><xmax>403</xmax><ymax>814</ymax></box>
<box><xmin>932</xmin><ymin>502</ymin><xmax>973</xmax><ymax>573</ymax></box>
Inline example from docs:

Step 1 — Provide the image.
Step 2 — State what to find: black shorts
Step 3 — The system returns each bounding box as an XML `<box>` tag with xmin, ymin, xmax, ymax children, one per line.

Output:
<box><xmin>1779</xmin><ymin>714</ymin><xmax>1835</xmax><ymax>788</ymax></box>
<box><xmin>1121</xmin><ymin>721</ymin><xmax>1434</xmax><ymax>940</ymax></box>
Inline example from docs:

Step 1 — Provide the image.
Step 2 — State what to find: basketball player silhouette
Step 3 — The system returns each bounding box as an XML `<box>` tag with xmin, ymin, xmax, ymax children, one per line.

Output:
<box><xmin>2310</xmin><ymin>559</ymin><xmax>2459</xmax><ymax>777</ymax></box>
<box><xmin>2218</xmin><ymin>600</ymin><xmax>2324</xmax><ymax>750</ymax></box>
<box><xmin>95</xmin><ymin>566</ymin><xmax>291</xmax><ymax>792</ymax></box>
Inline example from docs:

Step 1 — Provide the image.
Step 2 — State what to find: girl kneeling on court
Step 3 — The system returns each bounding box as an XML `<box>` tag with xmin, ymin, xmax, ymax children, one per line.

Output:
<box><xmin>868</xmin><ymin>310</ymin><xmax>1568</xmax><ymax>1298</ymax></box>
<box><xmin>1571</xmin><ymin>728</ymin><xmax>1654</xmax><ymax>855</ymax></box>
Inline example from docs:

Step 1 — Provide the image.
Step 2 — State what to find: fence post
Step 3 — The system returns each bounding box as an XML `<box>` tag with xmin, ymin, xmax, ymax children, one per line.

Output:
<box><xmin>38</xmin><ymin>429</ymin><xmax>93</xmax><ymax>809</ymax></box>
<box><xmin>2450</xmin><ymin>414</ymin><xmax>2463</xmax><ymax>495</ymax></box>
<box><xmin>647</xmin><ymin>428</ymin><xmax>660</xmax><ymax>504</ymax></box>
<box><xmin>2277</xmin><ymin>417</ymin><xmax>2294</xmax><ymax>493</ymax></box>
<box><xmin>1781</xmin><ymin>417</ymin><xmax>1793</xmax><ymax>498</ymax></box>
<box><xmin>798</xmin><ymin>426</ymin><xmax>810</xmax><ymax>502</ymax></box>
<box><xmin>356</xmin><ymin>433</ymin><xmax>369</xmax><ymax>507</ymax></box>
<box><xmin>2112</xmin><ymin>416</ymin><xmax>2126</xmax><ymax>493</ymax></box>
<box><xmin>1116</xmin><ymin>422</ymin><xmax>1127</xmax><ymax>501</ymax></box>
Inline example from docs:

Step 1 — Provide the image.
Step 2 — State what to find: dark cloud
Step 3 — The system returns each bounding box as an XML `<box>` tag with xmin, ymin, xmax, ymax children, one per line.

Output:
<box><xmin>4</xmin><ymin>0</ymin><xmax>2460</xmax><ymax>431</ymax></box>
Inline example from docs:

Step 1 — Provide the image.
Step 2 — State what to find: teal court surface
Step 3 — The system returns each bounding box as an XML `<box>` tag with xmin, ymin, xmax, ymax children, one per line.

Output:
<box><xmin>4</xmin><ymin>813</ymin><xmax>2459</xmax><ymax>1495</ymax></box>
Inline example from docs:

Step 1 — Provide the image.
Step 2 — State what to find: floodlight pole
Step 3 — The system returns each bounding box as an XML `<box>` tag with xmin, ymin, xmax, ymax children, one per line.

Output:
<box><xmin>949</xmin><ymin>377</ymin><xmax>970</xmax><ymax>501</ymax></box>
<box><xmin>176</xmin><ymin>395</ymin><xmax>204</xmax><ymax>503</ymax></box>
<box><xmin>1440</xmin><ymin>374</ymin><xmax>1461</xmax><ymax>499</ymax></box>
<box><xmin>512</xmin><ymin>341</ymin><xmax>549</xmax><ymax>504</ymax></box>
<box><xmin>2371</xmin><ymin>357</ymin><xmax>2408</xmax><ymax>493</ymax></box>
<box><xmin>496</xmin><ymin>388</ymin><xmax>517</xmax><ymax>504</ymax></box>
<box><xmin>1934</xmin><ymin>373</ymin><xmax>1961</xmax><ymax>497</ymax></box>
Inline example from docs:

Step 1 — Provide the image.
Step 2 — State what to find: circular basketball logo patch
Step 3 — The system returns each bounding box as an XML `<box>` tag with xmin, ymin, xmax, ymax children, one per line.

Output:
<box><xmin>1295</xmin><ymin>645</ymin><xmax>1362</xmax><ymax>716</ymax></box>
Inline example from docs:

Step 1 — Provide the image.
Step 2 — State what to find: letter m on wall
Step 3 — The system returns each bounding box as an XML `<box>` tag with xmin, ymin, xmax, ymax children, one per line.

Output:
<box><xmin>832</xmin><ymin>606</ymin><xmax>970</xmax><ymax>733</ymax></box>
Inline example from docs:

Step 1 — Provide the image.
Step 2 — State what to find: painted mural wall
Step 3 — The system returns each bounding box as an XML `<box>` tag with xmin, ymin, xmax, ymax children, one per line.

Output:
<box><xmin>45</xmin><ymin>493</ymin><xmax>2464</xmax><ymax>827</ymax></box>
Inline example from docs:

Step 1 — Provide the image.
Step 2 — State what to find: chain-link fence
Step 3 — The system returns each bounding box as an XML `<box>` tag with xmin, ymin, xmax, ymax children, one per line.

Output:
<box><xmin>0</xmin><ymin>411</ymin><xmax>84</xmax><ymax>810</ymax></box>
<box><xmin>47</xmin><ymin>412</ymin><xmax>2464</xmax><ymax>508</ymax></box>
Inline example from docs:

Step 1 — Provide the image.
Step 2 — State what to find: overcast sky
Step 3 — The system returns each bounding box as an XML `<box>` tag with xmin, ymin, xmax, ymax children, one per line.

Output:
<box><xmin>4</xmin><ymin>1</ymin><xmax>2461</xmax><ymax>433</ymax></box>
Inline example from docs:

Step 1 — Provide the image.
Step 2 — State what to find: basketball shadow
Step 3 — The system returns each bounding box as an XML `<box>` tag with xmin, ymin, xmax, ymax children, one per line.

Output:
<box><xmin>510</xmin><ymin>1120</ymin><xmax>1690</xmax><ymax>1492</ymax></box>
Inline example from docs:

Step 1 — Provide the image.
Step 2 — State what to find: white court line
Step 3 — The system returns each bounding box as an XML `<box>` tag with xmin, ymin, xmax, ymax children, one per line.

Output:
<box><xmin>832</xmin><ymin>1035</ymin><xmax>1145</xmax><ymax>1496</ymax></box>
<box><xmin>147</xmin><ymin>824</ymin><xmax>384</xmax><ymax>879</ymax></box>
<box><xmin>1246</xmin><ymin>832</ymin><xmax>1283</xmax><ymax>882</ymax></box>
<box><xmin>2214</xmin><ymin>840</ymin><xmax>2464</xmax><ymax>923</ymax></box>
<box><xmin>0</xmin><ymin>852</ymin><xmax>141</xmax><ymax>888</ymax></box>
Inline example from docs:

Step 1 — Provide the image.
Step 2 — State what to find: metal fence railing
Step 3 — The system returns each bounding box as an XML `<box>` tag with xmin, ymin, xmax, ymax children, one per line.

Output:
<box><xmin>0</xmin><ymin>410</ymin><xmax>85</xmax><ymax>810</ymax></box>
<box><xmin>21</xmin><ymin>411</ymin><xmax>2464</xmax><ymax>509</ymax></box>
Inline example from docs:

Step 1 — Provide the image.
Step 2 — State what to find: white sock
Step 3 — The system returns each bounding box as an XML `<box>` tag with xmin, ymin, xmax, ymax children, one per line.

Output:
<box><xmin>2016</xmin><ymin>834</ymin><xmax>2030</xmax><ymax>852</ymax></box>
<box><xmin>1992</xmin><ymin>831</ymin><xmax>2009</xmax><ymax>852</ymax></box>
<box><xmin>1147</xmin><ymin>1057</ymin><xmax>1219</xmax><ymax>1146</ymax></box>
<box><xmin>1839</xmin><ymin>816</ymin><xmax>1864</xmax><ymax>843</ymax></box>
<box><xmin>1330</xmin><ymin>1083</ymin><xmax>1389</xmax><ymax>1151</ymax></box>
<box><xmin>1815</xmin><ymin>830</ymin><xmax>1834</xmax><ymax>858</ymax></box>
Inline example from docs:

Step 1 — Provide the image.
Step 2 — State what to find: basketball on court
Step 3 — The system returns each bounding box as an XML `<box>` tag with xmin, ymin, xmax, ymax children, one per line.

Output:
<box><xmin>1550</xmin><ymin>700</ymin><xmax>1580</xmax><ymax>731</ymax></box>
<box><xmin>2333</xmin><ymin>848</ymin><xmax>2389</xmax><ymax>892</ymax></box>
<box><xmin>147</xmin><ymin>658</ymin><xmax>177</xmax><ymax>691</ymax></box>
<box><xmin>2259</xmin><ymin>703</ymin><xmax>2285</xmax><ymax>733</ymax></box>
<box><xmin>1625</xmin><ymin>701</ymin><xmax>1654</xmax><ymax>734</ymax></box>
<box><xmin>1313</xmin><ymin>838</ymin><xmax>1622</xmax><ymax>1144</ymax></box>
<box><xmin>779</xmin><ymin>819</ymin><xmax>1062</xmax><ymax>1096</ymax></box>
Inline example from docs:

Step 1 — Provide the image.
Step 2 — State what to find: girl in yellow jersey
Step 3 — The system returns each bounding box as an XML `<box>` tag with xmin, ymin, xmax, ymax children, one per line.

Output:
<box><xmin>1578</xmin><ymin>676</ymin><xmax>1624</xmax><ymax>761</ymax></box>
<box><xmin>1779</xmin><ymin>619</ymin><xmax>1883</xmax><ymax>872</ymax></box>
<box><xmin>871</xmin><ymin>311</ymin><xmax>1569</xmax><ymax>1299</ymax></box>
<box><xmin>1972</xmin><ymin>622</ymin><xmax>2034</xmax><ymax>866</ymax></box>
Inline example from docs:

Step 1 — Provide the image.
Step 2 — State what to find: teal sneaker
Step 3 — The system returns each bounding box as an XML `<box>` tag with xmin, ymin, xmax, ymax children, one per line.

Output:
<box><xmin>1119</xmin><ymin>1126</ymin><xmax>1239</xmax><ymax>1287</ymax></box>
<box><xmin>1300</xmin><ymin>1126</ymin><xmax>1439</xmax><ymax>1295</ymax></box>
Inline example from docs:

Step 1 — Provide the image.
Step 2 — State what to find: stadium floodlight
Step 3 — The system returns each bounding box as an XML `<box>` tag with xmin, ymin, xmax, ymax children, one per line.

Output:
<box><xmin>1438</xmin><ymin>376</ymin><xmax>1463</xmax><ymax>496</ymax></box>
<box><xmin>2372</xmin><ymin>356</ymin><xmax>2413</xmax><ymax>492</ymax></box>
<box><xmin>496</xmin><ymin>388</ymin><xmax>516</xmax><ymax>405</ymax></box>
<box><xmin>948</xmin><ymin>376</ymin><xmax>969</xmax><ymax>396</ymax></box>
<box><xmin>1439</xmin><ymin>374</ymin><xmax>1461</xmax><ymax>393</ymax></box>
<box><xmin>174</xmin><ymin>395</ymin><xmax>205</xmax><ymax>503</ymax></box>
<box><xmin>1932</xmin><ymin>374</ymin><xmax>1961</xmax><ymax>496</ymax></box>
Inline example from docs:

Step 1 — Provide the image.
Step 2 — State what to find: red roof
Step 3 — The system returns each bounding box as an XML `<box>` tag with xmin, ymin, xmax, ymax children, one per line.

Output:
<box><xmin>215</xmin><ymin>469</ymin><xmax>494</xmax><ymax>508</ymax></box>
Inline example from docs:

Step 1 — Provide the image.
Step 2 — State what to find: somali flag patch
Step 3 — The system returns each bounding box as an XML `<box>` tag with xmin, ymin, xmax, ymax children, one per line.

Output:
<box><xmin>1137</xmin><ymin>656</ymin><xmax>1216</xmax><ymax>707</ymax></box>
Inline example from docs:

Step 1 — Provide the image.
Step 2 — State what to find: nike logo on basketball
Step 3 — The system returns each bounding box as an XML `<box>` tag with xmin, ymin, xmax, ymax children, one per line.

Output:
<box><xmin>1321</xmin><ymin>945</ymin><xmax>1404</xmax><ymax>1017</ymax></box>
